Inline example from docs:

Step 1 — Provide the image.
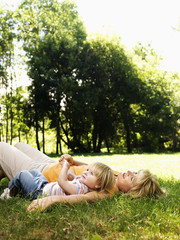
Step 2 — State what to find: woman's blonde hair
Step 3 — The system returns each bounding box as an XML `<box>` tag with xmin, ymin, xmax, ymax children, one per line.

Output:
<box><xmin>127</xmin><ymin>169</ymin><xmax>165</xmax><ymax>198</ymax></box>
<box><xmin>88</xmin><ymin>162</ymin><xmax>115</xmax><ymax>193</ymax></box>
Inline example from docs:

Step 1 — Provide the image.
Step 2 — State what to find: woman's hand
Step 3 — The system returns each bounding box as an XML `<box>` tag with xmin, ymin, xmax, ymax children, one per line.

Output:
<box><xmin>27</xmin><ymin>198</ymin><xmax>49</xmax><ymax>212</ymax></box>
<box><xmin>59</xmin><ymin>154</ymin><xmax>73</xmax><ymax>165</ymax></box>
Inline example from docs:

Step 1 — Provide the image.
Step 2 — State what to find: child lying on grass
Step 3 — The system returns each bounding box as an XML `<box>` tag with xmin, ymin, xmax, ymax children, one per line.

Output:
<box><xmin>1</xmin><ymin>160</ymin><xmax>115</xmax><ymax>200</ymax></box>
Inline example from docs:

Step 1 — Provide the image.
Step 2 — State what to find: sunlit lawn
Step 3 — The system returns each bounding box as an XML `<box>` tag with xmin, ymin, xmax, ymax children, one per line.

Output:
<box><xmin>0</xmin><ymin>153</ymin><xmax>180</xmax><ymax>239</ymax></box>
<box><xmin>71</xmin><ymin>153</ymin><xmax>180</xmax><ymax>179</ymax></box>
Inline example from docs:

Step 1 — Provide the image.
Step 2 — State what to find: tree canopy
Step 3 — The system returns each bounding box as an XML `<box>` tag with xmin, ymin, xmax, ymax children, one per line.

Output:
<box><xmin>0</xmin><ymin>0</ymin><xmax>180</xmax><ymax>153</ymax></box>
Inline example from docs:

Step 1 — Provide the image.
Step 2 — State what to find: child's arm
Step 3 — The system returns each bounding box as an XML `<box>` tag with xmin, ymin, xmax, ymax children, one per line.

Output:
<box><xmin>67</xmin><ymin>168</ymin><xmax>76</xmax><ymax>181</ymax></box>
<box><xmin>58</xmin><ymin>160</ymin><xmax>78</xmax><ymax>195</ymax></box>
<box><xmin>59</xmin><ymin>157</ymin><xmax>76</xmax><ymax>180</ymax></box>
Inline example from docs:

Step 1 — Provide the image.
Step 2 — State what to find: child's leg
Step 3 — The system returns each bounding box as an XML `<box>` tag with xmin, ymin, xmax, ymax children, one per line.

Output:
<box><xmin>29</xmin><ymin>169</ymin><xmax>49</xmax><ymax>183</ymax></box>
<box><xmin>8</xmin><ymin>170</ymin><xmax>48</xmax><ymax>198</ymax></box>
<box><xmin>8</xmin><ymin>170</ymin><xmax>35</xmax><ymax>196</ymax></box>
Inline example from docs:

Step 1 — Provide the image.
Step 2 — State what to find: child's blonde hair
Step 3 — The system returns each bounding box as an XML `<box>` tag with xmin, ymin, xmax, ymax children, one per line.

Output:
<box><xmin>88</xmin><ymin>162</ymin><xmax>115</xmax><ymax>193</ymax></box>
<box><xmin>127</xmin><ymin>169</ymin><xmax>165</xmax><ymax>198</ymax></box>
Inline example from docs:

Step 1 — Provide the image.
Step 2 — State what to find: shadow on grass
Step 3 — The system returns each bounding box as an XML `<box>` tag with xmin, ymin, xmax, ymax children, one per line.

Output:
<box><xmin>47</xmin><ymin>152</ymin><xmax>116</xmax><ymax>158</ymax></box>
<box><xmin>47</xmin><ymin>151</ymin><xmax>180</xmax><ymax>159</ymax></box>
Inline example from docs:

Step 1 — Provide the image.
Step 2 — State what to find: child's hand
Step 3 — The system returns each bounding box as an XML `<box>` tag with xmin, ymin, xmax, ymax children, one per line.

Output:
<box><xmin>62</xmin><ymin>160</ymin><xmax>70</xmax><ymax>169</ymax></box>
<box><xmin>59</xmin><ymin>154</ymin><xmax>73</xmax><ymax>165</ymax></box>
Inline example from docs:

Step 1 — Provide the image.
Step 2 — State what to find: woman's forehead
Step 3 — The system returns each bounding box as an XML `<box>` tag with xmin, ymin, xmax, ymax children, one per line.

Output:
<box><xmin>133</xmin><ymin>172</ymin><xmax>143</xmax><ymax>184</ymax></box>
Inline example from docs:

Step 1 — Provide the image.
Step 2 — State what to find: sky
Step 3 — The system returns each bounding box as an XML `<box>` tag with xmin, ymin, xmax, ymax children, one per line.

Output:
<box><xmin>75</xmin><ymin>0</ymin><xmax>180</xmax><ymax>72</ymax></box>
<box><xmin>1</xmin><ymin>0</ymin><xmax>180</xmax><ymax>73</ymax></box>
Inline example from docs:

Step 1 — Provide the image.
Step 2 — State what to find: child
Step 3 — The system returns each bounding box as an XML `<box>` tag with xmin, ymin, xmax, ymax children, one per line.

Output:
<box><xmin>3</xmin><ymin>160</ymin><xmax>115</xmax><ymax>200</ymax></box>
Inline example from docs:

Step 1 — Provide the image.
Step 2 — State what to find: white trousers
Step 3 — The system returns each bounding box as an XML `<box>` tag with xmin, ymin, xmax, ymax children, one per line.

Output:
<box><xmin>0</xmin><ymin>142</ymin><xmax>56</xmax><ymax>180</ymax></box>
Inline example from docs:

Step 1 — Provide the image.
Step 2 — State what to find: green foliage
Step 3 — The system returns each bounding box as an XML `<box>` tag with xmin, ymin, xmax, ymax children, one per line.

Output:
<box><xmin>130</xmin><ymin>44</ymin><xmax>180</xmax><ymax>151</ymax></box>
<box><xmin>0</xmin><ymin>86</ymin><xmax>30</xmax><ymax>142</ymax></box>
<box><xmin>0</xmin><ymin>0</ymin><xmax>180</xmax><ymax>154</ymax></box>
<box><xmin>14</xmin><ymin>0</ymin><xmax>87</xmax><ymax>152</ymax></box>
<box><xmin>73</xmin><ymin>35</ymin><xmax>141</xmax><ymax>153</ymax></box>
<box><xmin>0</xmin><ymin>7</ymin><xmax>15</xmax><ymax>84</ymax></box>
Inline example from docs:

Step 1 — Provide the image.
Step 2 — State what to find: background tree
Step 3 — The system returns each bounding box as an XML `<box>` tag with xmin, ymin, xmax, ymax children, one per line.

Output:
<box><xmin>0</xmin><ymin>8</ymin><xmax>14</xmax><ymax>85</ymax></box>
<box><xmin>16</xmin><ymin>0</ymin><xmax>87</xmax><ymax>152</ymax></box>
<box><xmin>130</xmin><ymin>43</ymin><xmax>179</xmax><ymax>151</ymax></box>
<box><xmin>0</xmin><ymin>7</ymin><xmax>16</xmax><ymax>144</ymax></box>
<box><xmin>63</xmin><ymin>35</ymin><xmax>148</xmax><ymax>153</ymax></box>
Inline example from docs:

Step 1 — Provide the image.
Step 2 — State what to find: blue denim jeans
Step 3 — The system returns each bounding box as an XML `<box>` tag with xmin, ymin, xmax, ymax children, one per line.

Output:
<box><xmin>8</xmin><ymin>170</ymin><xmax>49</xmax><ymax>199</ymax></box>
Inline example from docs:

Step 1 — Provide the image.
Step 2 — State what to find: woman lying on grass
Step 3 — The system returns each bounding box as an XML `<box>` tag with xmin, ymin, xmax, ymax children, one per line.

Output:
<box><xmin>0</xmin><ymin>142</ymin><xmax>165</xmax><ymax>211</ymax></box>
<box><xmin>27</xmin><ymin>168</ymin><xmax>165</xmax><ymax>212</ymax></box>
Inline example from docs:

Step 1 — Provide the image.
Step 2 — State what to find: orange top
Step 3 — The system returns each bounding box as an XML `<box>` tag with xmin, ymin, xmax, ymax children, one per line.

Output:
<box><xmin>43</xmin><ymin>163</ymin><xmax>120</xmax><ymax>194</ymax></box>
<box><xmin>43</xmin><ymin>163</ymin><xmax>88</xmax><ymax>182</ymax></box>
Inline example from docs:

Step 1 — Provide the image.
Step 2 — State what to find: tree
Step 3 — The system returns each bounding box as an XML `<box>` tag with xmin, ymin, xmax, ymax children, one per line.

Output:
<box><xmin>63</xmin><ymin>35</ymin><xmax>145</xmax><ymax>153</ymax></box>
<box><xmin>130</xmin><ymin>43</ymin><xmax>179</xmax><ymax>151</ymax></box>
<box><xmin>0</xmin><ymin>8</ymin><xmax>15</xmax><ymax>85</ymax></box>
<box><xmin>16</xmin><ymin>0</ymin><xmax>87</xmax><ymax>152</ymax></box>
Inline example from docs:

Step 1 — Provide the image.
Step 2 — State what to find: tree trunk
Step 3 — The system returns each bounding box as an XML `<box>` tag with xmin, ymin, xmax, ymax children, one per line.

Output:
<box><xmin>105</xmin><ymin>136</ymin><xmax>110</xmax><ymax>153</ymax></box>
<box><xmin>0</xmin><ymin>126</ymin><xmax>4</xmax><ymax>142</ymax></box>
<box><xmin>35</xmin><ymin>112</ymin><xmax>40</xmax><ymax>150</ymax></box>
<box><xmin>10</xmin><ymin>79</ymin><xmax>13</xmax><ymax>145</ymax></box>
<box><xmin>56</xmin><ymin>117</ymin><xmax>60</xmax><ymax>155</ymax></box>
<box><xmin>125</xmin><ymin>123</ymin><xmax>131</xmax><ymax>153</ymax></box>
<box><xmin>26</xmin><ymin>133</ymin><xmax>28</xmax><ymax>144</ymax></box>
<box><xmin>121</xmin><ymin>102</ymin><xmax>132</xmax><ymax>153</ymax></box>
<box><xmin>18</xmin><ymin>129</ymin><xmax>21</xmax><ymax>142</ymax></box>
<box><xmin>59</xmin><ymin>137</ymin><xmax>62</xmax><ymax>154</ymax></box>
<box><xmin>42</xmin><ymin>117</ymin><xmax>45</xmax><ymax>153</ymax></box>
<box><xmin>10</xmin><ymin>107</ymin><xmax>13</xmax><ymax>145</ymax></box>
<box><xmin>6</xmin><ymin>106</ymin><xmax>9</xmax><ymax>143</ymax></box>
<box><xmin>172</xmin><ymin>131</ymin><xmax>177</xmax><ymax>152</ymax></box>
<box><xmin>92</xmin><ymin>118</ymin><xmax>98</xmax><ymax>152</ymax></box>
<box><xmin>97</xmin><ymin>129</ymin><xmax>103</xmax><ymax>153</ymax></box>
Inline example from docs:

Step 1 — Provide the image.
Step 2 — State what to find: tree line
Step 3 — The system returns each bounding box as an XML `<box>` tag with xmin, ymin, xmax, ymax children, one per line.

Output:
<box><xmin>0</xmin><ymin>0</ymin><xmax>180</xmax><ymax>154</ymax></box>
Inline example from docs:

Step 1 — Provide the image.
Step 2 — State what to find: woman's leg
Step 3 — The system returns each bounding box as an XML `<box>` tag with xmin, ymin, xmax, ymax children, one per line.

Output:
<box><xmin>0</xmin><ymin>142</ymin><xmax>54</xmax><ymax>180</ymax></box>
<box><xmin>14</xmin><ymin>143</ymin><xmax>56</xmax><ymax>164</ymax></box>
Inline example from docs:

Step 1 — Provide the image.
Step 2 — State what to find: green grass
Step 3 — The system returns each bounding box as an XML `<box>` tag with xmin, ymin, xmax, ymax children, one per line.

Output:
<box><xmin>0</xmin><ymin>153</ymin><xmax>180</xmax><ymax>240</ymax></box>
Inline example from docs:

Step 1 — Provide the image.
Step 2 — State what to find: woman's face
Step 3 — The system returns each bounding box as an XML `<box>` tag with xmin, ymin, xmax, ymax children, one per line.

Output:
<box><xmin>116</xmin><ymin>171</ymin><xmax>140</xmax><ymax>192</ymax></box>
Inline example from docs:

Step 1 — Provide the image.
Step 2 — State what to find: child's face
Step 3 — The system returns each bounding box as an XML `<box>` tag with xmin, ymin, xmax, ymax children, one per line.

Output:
<box><xmin>80</xmin><ymin>167</ymin><xmax>101</xmax><ymax>190</ymax></box>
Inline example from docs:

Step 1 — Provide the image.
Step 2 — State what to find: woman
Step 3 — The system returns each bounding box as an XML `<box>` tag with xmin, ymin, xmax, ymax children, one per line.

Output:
<box><xmin>0</xmin><ymin>142</ymin><xmax>164</xmax><ymax>211</ymax></box>
<box><xmin>27</xmin><ymin>168</ymin><xmax>164</xmax><ymax>211</ymax></box>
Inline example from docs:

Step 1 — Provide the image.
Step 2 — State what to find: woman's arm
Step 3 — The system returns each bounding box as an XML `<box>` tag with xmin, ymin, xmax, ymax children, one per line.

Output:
<box><xmin>72</xmin><ymin>159</ymin><xmax>88</xmax><ymax>166</ymax></box>
<box><xmin>59</xmin><ymin>154</ymin><xmax>88</xmax><ymax>166</ymax></box>
<box><xmin>27</xmin><ymin>191</ymin><xmax>110</xmax><ymax>212</ymax></box>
